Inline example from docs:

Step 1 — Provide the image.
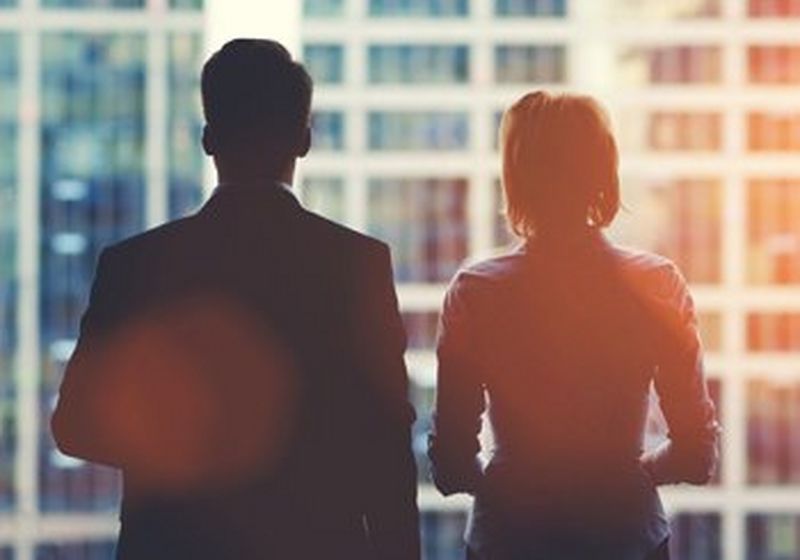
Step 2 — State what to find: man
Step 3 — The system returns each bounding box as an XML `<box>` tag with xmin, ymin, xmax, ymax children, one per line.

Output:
<box><xmin>51</xmin><ymin>38</ymin><xmax>420</xmax><ymax>560</ymax></box>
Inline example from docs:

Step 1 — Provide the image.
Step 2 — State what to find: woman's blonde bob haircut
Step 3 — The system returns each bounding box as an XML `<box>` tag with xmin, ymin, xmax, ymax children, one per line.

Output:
<box><xmin>500</xmin><ymin>91</ymin><xmax>621</xmax><ymax>238</ymax></box>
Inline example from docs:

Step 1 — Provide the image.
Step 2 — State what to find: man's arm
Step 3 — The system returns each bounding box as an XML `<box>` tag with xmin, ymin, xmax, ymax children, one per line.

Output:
<box><xmin>428</xmin><ymin>273</ymin><xmax>485</xmax><ymax>496</ymax></box>
<box><xmin>356</xmin><ymin>244</ymin><xmax>420</xmax><ymax>560</ymax></box>
<box><xmin>641</xmin><ymin>264</ymin><xmax>720</xmax><ymax>485</ymax></box>
<box><xmin>51</xmin><ymin>248</ymin><xmax>125</xmax><ymax>467</ymax></box>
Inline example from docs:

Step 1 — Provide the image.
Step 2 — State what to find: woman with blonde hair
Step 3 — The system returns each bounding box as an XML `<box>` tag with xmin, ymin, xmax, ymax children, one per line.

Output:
<box><xmin>428</xmin><ymin>91</ymin><xmax>720</xmax><ymax>560</ymax></box>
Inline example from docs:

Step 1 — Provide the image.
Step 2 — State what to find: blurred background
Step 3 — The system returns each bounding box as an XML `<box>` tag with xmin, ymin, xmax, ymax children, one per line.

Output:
<box><xmin>0</xmin><ymin>0</ymin><xmax>799</xmax><ymax>558</ymax></box>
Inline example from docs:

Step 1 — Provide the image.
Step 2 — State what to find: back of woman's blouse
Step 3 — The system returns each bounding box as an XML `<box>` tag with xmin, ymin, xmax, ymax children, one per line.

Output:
<box><xmin>429</xmin><ymin>230</ymin><xmax>719</xmax><ymax>560</ymax></box>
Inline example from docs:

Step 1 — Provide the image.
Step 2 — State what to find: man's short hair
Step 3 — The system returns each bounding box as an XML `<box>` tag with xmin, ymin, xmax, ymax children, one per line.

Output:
<box><xmin>201</xmin><ymin>38</ymin><xmax>313</xmax><ymax>155</ymax></box>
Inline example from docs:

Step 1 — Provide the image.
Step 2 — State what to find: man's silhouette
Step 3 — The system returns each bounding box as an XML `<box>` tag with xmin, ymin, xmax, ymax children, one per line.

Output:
<box><xmin>51</xmin><ymin>38</ymin><xmax>420</xmax><ymax>560</ymax></box>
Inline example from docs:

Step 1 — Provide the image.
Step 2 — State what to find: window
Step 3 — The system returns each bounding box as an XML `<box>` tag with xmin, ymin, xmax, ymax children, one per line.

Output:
<box><xmin>369</xmin><ymin>0</ymin><xmax>469</xmax><ymax>17</ymax></box>
<box><xmin>747</xmin><ymin>179</ymin><xmax>800</xmax><ymax>285</ymax></box>
<box><xmin>168</xmin><ymin>32</ymin><xmax>205</xmax><ymax>218</ymax></box>
<box><xmin>421</xmin><ymin>511</ymin><xmax>468</xmax><ymax>560</ymax></box>
<box><xmin>620</xmin><ymin>46</ymin><xmax>722</xmax><ymax>85</ymax></box>
<box><xmin>748</xmin><ymin>314</ymin><xmax>800</xmax><ymax>352</ymax></box>
<box><xmin>368</xmin><ymin>45</ymin><xmax>469</xmax><ymax>84</ymax></box>
<box><xmin>670</xmin><ymin>514</ymin><xmax>723</xmax><ymax>560</ymax></box>
<box><xmin>748</xmin><ymin>380</ymin><xmax>800</xmax><ymax>485</ymax></box>
<box><xmin>367</xmin><ymin>178</ymin><xmax>468</xmax><ymax>282</ymax></box>
<box><xmin>646</xmin><ymin>111</ymin><xmax>722</xmax><ymax>151</ymax></box>
<box><xmin>303</xmin><ymin>0</ymin><xmax>344</xmax><ymax>17</ymax></box>
<box><xmin>748</xmin><ymin>112</ymin><xmax>800</xmax><ymax>151</ymax></box>
<box><xmin>495</xmin><ymin>0</ymin><xmax>567</xmax><ymax>17</ymax></box>
<box><xmin>495</xmin><ymin>45</ymin><xmax>566</xmax><ymax>83</ymax></box>
<box><xmin>42</xmin><ymin>0</ymin><xmax>144</xmax><ymax>7</ymax></box>
<box><xmin>747</xmin><ymin>514</ymin><xmax>800</xmax><ymax>559</ymax></box>
<box><xmin>614</xmin><ymin>0</ymin><xmax>720</xmax><ymax>19</ymax></box>
<box><xmin>750</xmin><ymin>0</ymin><xmax>800</xmax><ymax>17</ymax></box>
<box><xmin>748</xmin><ymin>45</ymin><xmax>800</xmax><ymax>84</ymax></box>
<box><xmin>493</xmin><ymin>178</ymin><xmax>515</xmax><ymax>248</ymax></box>
<box><xmin>698</xmin><ymin>312</ymin><xmax>723</xmax><ymax>353</ymax></box>
<box><xmin>612</xmin><ymin>177</ymin><xmax>723</xmax><ymax>284</ymax></box>
<box><xmin>368</xmin><ymin>111</ymin><xmax>469</xmax><ymax>151</ymax></box>
<box><xmin>403</xmin><ymin>312</ymin><xmax>440</xmax><ymax>350</ymax></box>
<box><xmin>312</xmin><ymin>111</ymin><xmax>345</xmax><ymax>151</ymax></box>
<box><xmin>35</xmin><ymin>542</ymin><xmax>116</xmax><ymax>560</ymax></box>
<box><xmin>40</xmin><ymin>33</ymin><xmax>146</xmax><ymax>512</ymax></box>
<box><xmin>302</xmin><ymin>176</ymin><xmax>346</xmax><ymax>222</ymax></box>
<box><xmin>170</xmin><ymin>0</ymin><xmax>202</xmax><ymax>8</ymax></box>
<box><xmin>304</xmin><ymin>44</ymin><xmax>345</xmax><ymax>84</ymax></box>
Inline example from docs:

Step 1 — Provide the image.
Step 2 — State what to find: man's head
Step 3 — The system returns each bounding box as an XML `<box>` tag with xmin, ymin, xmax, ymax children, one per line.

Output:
<box><xmin>201</xmin><ymin>39</ymin><xmax>313</xmax><ymax>173</ymax></box>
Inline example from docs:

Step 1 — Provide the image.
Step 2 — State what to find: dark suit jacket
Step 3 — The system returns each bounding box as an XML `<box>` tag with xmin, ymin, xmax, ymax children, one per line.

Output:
<box><xmin>429</xmin><ymin>230</ymin><xmax>719</xmax><ymax>560</ymax></box>
<box><xmin>51</xmin><ymin>184</ymin><xmax>420</xmax><ymax>560</ymax></box>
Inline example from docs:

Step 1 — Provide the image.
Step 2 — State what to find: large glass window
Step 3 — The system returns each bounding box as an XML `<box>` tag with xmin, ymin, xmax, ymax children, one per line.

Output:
<box><xmin>747</xmin><ymin>514</ymin><xmax>800</xmax><ymax>559</ymax></box>
<box><xmin>168</xmin><ymin>32</ymin><xmax>204</xmax><ymax>218</ymax></box>
<box><xmin>403</xmin><ymin>312</ymin><xmax>440</xmax><ymax>351</ymax></box>
<box><xmin>749</xmin><ymin>46</ymin><xmax>800</xmax><ymax>84</ymax></box>
<box><xmin>749</xmin><ymin>0</ymin><xmax>800</xmax><ymax>17</ymax></box>
<box><xmin>170</xmin><ymin>0</ymin><xmax>203</xmax><ymax>8</ymax></box>
<box><xmin>42</xmin><ymin>0</ymin><xmax>144</xmax><ymax>7</ymax></box>
<box><xmin>368</xmin><ymin>111</ymin><xmax>469</xmax><ymax>151</ymax></box>
<box><xmin>368</xmin><ymin>45</ymin><xmax>469</xmax><ymax>84</ymax></box>
<box><xmin>618</xmin><ymin>110</ymin><xmax>722</xmax><ymax>152</ymax></box>
<box><xmin>302</xmin><ymin>176</ymin><xmax>346</xmax><ymax>222</ymax></box>
<box><xmin>312</xmin><ymin>111</ymin><xmax>345</xmax><ymax>151</ymax></box>
<box><xmin>495</xmin><ymin>0</ymin><xmax>567</xmax><ymax>17</ymax></box>
<box><xmin>748</xmin><ymin>314</ymin><xmax>800</xmax><ymax>352</ymax></box>
<box><xmin>670</xmin><ymin>513</ymin><xmax>723</xmax><ymax>560</ymax></box>
<box><xmin>421</xmin><ymin>511</ymin><xmax>468</xmax><ymax>560</ymax></box>
<box><xmin>304</xmin><ymin>0</ymin><xmax>345</xmax><ymax>17</ymax></box>
<box><xmin>494</xmin><ymin>45</ymin><xmax>566</xmax><ymax>84</ymax></box>
<box><xmin>613</xmin><ymin>177</ymin><xmax>723</xmax><ymax>284</ymax></box>
<box><xmin>369</xmin><ymin>0</ymin><xmax>469</xmax><ymax>17</ymax></box>
<box><xmin>0</xmin><ymin>33</ymin><xmax>16</xmax><ymax>514</ymax></box>
<box><xmin>35</xmin><ymin>542</ymin><xmax>115</xmax><ymax>560</ymax></box>
<box><xmin>747</xmin><ymin>179</ymin><xmax>800</xmax><ymax>285</ymax></box>
<box><xmin>304</xmin><ymin>44</ymin><xmax>345</xmax><ymax>85</ymax></box>
<box><xmin>40</xmin><ymin>33</ymin><xmax>146</xmax><ymax>512</ymax></box>
<box><xmin>613</xmin><ymin>0</ymin><xmax>720</xmax><ymax>19</ymax></box>
<box><xmin>748</xmin><ymin>112</ymin><xmax>800</xmax><ymax>151</ymax></box>
<box><xmin>367</xmin><ymin>178</ymin><xmax>468</xmax><ymax>282</ymax></box>
<box><xmin>747</xmin><ymin>380</ymin><xmax>800</xmax><ymax>485</ymax></box>
<box><xmin>620</xmin><ymin>46</ymin><xmax>722</xmax><ymax>85</ymax></box>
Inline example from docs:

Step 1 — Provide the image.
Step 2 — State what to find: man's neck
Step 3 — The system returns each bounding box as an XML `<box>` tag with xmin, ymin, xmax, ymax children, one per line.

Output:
<box><xmin>214</xmin><ymin>159</ymin><xmax>295</xmax><ymax>188</ymax></box>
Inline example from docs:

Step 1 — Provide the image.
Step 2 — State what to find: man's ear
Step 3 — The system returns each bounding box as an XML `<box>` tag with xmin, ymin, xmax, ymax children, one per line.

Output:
<box><xmin>202</xmin><ymin>125</ymin><xmax>216</xmax><ymax>156</ymax></box>
<box><xmin>297</xmin><ymin>126</ymin><xmax>311</xmax><ymax>158</ymax></box>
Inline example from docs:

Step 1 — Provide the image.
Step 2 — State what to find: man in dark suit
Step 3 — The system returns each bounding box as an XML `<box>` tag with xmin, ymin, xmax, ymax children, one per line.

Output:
<box><xmin>51</xmin><ymin>38</ymin><xmax>420</xmax><ymax>560</ymax></box>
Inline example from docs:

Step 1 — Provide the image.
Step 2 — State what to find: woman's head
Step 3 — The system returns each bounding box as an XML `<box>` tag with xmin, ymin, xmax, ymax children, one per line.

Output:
<box><xmin>500</xmin><ymin>91</ymin><xmax>620</xmax><ymax>238</ymax></box>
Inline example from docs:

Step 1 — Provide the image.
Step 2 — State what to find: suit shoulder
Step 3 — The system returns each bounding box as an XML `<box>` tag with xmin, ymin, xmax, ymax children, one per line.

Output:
<box><xmin>301</xmin><ymin>209</ymin><xmax>389</xmax><ymax>259</ymax></box>
<box><xmin>102</xmin><ymin>216</ymin><xmax>197</xmax><ymax>259</ymax></box>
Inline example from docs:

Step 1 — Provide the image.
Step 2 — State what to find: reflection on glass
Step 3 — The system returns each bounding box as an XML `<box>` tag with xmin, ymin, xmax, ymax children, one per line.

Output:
<box><xmin>168</xmin><ymin>32</ymin><xmax>204</xmax><ymax>218</ymax></box>
<box><xmin>748</xmin><ymin>112</ymin><xmax>800</xmax><ymax>151</ymax></box>
<box><xmin>40</xmin><ymin>33</ymin><xmax>146</xmax><ymax>512</ymax></box>
<box><xmin>304</xmin><ymin>0</ymin><xmax>344</xmax><ymax>17</ymax></box>
<box><xmin>749</xmin><ymin>45</ymin><xmax>800</xmax><ymax>84</ymax></box>
<box><xmin>749</xmin><ymin>0</ymin><xmax>800</xmax><ymax>17</ymax></box>
<box><xmin>748</xmin><ymin>380</ymin><xmax>800</xmax><ymax>485</ymax></box>
<box><xmin>35</xmin><ymin>542</ymin><xmax>115</xmax><ymax>560</ymax></box>
<box><xmin>747</xmin><ymin>179</ymin><xmax>800</xmax><ymax>285</ymax></box>
<box><xmin>368</xmin><ymin>112</ymin><xmax>469</xmax><ymax>151</ymax></box>
<box><xmin>748</xmin><ymin>314</ymin><xmax>800</xmax><ymax>352</ymax></box>
<box><xmin>495</xmin><ymin>45</ymin><xmax>566</xmax><ymax>84</ymax></box>
<box><xmin>304</xmin><ymin>44</ymin><xmax>344</xmax><ymax>84</ymax></box>
<box><xmin>495</xmin><ymin>0</ymin><xmax>567</xmax><ymax>17</ymax></box>
<box><xmin>403</xmin><ymin>312</ymin><xmax>439</xmax><ymax>350</ymax></box>
<box><xmin>421</xmin><ymin>511</ymin><xmax>468</xmax><ymax>560</ymax></box>
<box><xmin>368</xmin><ymin>45</ymin><xmax>469</xmax><ymax>84</ymax></box>
<box><xmin>312</xmin><ymin>111</ymin><xmax>345</xmax><ymax>151</ymax></box>
<box><xmin>612</xmin><ymin>177</ymin><xmax>722</xmax><ymax>284</ymax></box>
<box><xmin>369</xmin><ymin>0</ymin><xmax>469</xmax><ymax>17</ymax></box>
<box><xmin>670</xmin><ymin>513</ymin><xmax>722</xmax><ymax>560</ymax></box>
<box><xmin>613</xmin><ymin>0</ymin><xmax>720</xmax><ymax>19</ymax></box>
<box><xmin>42</xmin><ymin>0</ymin><xmax>143</xmax><ymax>7</ymax></box>
<box><xmin>620</xmin><ymin>46</ymin><xmax>722</xmax><ymax>85</ymax></box>
<box><xmin>747</xmin><ymin>514</ymin><xmax>800</xmax><ymax>560</ymax></box>
<box><xmin>367</xmin><ymin>178</ymin><xmax>468</xmax><ymax>282</ymax></box>
<box><xmin>302</xmin><ymin>176</ymin><xmax>345</xmax><ymax>222</ymax></box>
<box><xmin>647</xmin><ymin>378</ymin><xmax>722</xmax><ymax>485</ymax></box>
<box><xmin>0</xmin><ymin>32</ymin><xmax>16</xmax><ymax>513</ymax></box>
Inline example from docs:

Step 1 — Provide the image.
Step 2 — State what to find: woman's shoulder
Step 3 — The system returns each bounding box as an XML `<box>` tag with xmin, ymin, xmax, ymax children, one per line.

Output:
<box><xmin>606</xmin><ymin>242</ymin><xmax>690</xmax><ymax>300</ymax></box>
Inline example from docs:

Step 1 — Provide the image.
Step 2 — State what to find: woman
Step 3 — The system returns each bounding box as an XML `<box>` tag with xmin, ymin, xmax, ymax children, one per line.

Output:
<box><xmin>428</xmin><ymin>92</ymin><xmax>720</xmax><ymax>560</ymax></box>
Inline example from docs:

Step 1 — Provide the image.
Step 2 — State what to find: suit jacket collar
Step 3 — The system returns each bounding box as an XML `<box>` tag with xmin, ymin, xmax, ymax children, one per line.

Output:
<box><xmin>198</xmin><ymin>182</ymin><xmax>303</xmax><ymax>219</ymax></box>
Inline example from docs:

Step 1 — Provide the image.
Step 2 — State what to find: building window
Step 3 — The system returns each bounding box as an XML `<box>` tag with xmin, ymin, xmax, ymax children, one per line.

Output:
<box><xmin>312</xmin><ymin>111</ymin><xmax>346</xmax><ymax>151</ymax></box>
<box><xmin>698</xmin><ymin>312</ymin><xmax>723</xmax><ymax>353</ymax></box>
<box><xmin>614</xmin><ymin>0</ymin><xmax>720</xmax><ymax>19</ymax></box>
<box><xmin>748</xmin><ymin>45</ymin><xmax>800</xmax><ymax>84</ymax></box>
<box><xmin>35</xmin><ymin>541</ymin><xmax>116</xmax><ymax>560</ymax></box>
<box><xmin>369</xmin><ymin>0</ymin><xmax>469</xmax><ymax>17</ymax></box>
<box><xmin>749</xmin><ymin>0</ymin><xmax>800</xmax><ymax>17</ymax></box>
<box><xmin>367</xmin><ymin>178</ymin><xmax>468</xmax><ymax>282</ymax></box>
<box><xmin>495</xmin><ymin>0</ymin><xmax>567</xmax><ymax>17</ymax></box>
<box><xmin>748</xmin><ymin>112</ymin><xmax>800</xmax><ymax>151</ymax></box>
<box><xmin>303</xmin><ymin>0</ymin><xmax>344</xmax><ymax>17</ymax></box>
<box><xmin>304</xmin><ymin>44</ymin><xmax>345</xmax><ymax>84</ymax></box>
<box><xmin>495</xmin><ymin>45</ymin><xmax>566</xmax><ymax>84</ymax></box>
<box><xmin>170</xmin><ymin>0</ymin><xmax>203</xmax><ymax>8</ymax></box>
<box><xmin>670</xmin><ymin>513</ymin><xmax>723</xmax><ymax>560</ymax></box>
<box><xmin>302</xmin><ymin>176</ymin><xmax>346</xmax><ymax>222</ymax></box>
<box><xmin>620</xmin><ymin>45</ymin><xmax>722</xmax><ymax>85</ymax></box>
<box><xmin>747</xmin><ymin>515</ymin><xmax>800</xmax><ymax>559</ymax></box>
<box><xmin>368</xmin><ymin>111</ymin><xmax>469</xmax><ymax>151</ymax></box>
<box><xmin>613</xmin><ymin>177</ymin><xmax>722</xmax><ymax>284</ymax></box>
<box><xmin>421</xmin><ymin>511</ymin><xmax>469</xmax><ymax>560</ymax></box>
<box><xmin>42</xmin><ymin>0</ymin><xmax>144</xmax><ymax>7</ymax></box>
<box><xmin>647</xmin><ymin>111</ymin><xmax>722</xmax><ymax>151</ymax></box>
<box><xmin>748</xmin><ymin>380</ymin><xmax>800</xmax><ymax>485</ymax></box>
<box><xmin>748</xmin><ymin>314</ymin><xmax>800</xmax><ymax>352</ymax></box>
<box><xmin>403</xmin><ymin>312</ymin><xmax>440</xmax><ymax>351</ymax></box>
<box><xmin>368</xmin><ymin>45</ymin><xmax>469</xmax><ymax>84</ymax></box>
<box><xmin>747</xmin><ymin>179</ymin><xmax>800</xmax><ymax>285</ymax></box>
